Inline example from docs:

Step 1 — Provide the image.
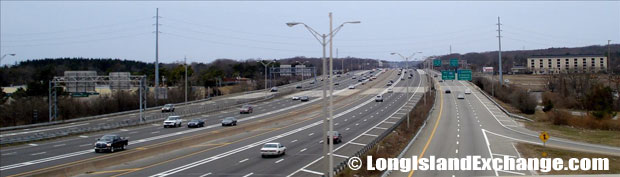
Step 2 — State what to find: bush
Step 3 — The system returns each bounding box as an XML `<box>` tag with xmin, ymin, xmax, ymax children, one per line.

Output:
<box><xmin>473</xmin><ymin>77</ymin><xmax>538</xmax><ymax>114</ymax></box>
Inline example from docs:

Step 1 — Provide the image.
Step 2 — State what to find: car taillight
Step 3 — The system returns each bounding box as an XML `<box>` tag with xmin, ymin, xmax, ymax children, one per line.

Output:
<box><xmin>333</xmin><ymin>136</ymin><xmax>338</xmax><ymax>138</ymax></box>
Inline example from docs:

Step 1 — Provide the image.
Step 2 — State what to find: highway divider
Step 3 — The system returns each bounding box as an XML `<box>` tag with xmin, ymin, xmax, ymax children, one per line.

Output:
<box><xmin>466</xmin><ymin>82</ymin><xmax>533</xmax><ymax>122</ymax></box>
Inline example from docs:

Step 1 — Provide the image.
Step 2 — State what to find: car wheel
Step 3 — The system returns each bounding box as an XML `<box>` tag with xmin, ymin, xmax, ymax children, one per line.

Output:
<box><xmin>282</xmin><ymin>150</ymin><xmax>286</xmax><ymax>155</ymax></box>
<box><xmin>95</xmin><ymin>149</ymin><xmax>99</xmax><ymax>153</ymax></box>
<box><xmin>121</xmin><ymin>144</ymin><xmax>126</xmax><ymax>150</ymax></box>
<box><xmin>262</xmin><ymin>155</ymin><xmax>266</xmax><ymax>158</ymax></box>
<box><xmin>110</xmin><ymin>147</ymin><xmax>114</xmax><ymax>153</ymax></box>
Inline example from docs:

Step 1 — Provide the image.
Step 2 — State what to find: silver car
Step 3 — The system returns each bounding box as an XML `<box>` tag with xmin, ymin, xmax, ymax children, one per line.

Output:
<box><xmin>457</xmin><ymin>93</ymin><xmax>465</xmax><ymax>99</ymax></box>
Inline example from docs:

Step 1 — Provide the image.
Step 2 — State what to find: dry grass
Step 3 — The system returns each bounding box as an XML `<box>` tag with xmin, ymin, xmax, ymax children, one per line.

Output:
<box><xmin>525</xmin><ymin>120</ymin><xmax>620</xmax><ymax>147</ymax></box>
<box><xmin>515</xmin><ymin>143</ymin><xmax>620</xmax><ymax>175</ymax></box>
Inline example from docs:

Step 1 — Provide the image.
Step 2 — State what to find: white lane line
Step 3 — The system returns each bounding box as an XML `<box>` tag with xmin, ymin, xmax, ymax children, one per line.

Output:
<box><xmin>334</xmin><ymin>123</ymin><xmax>339</xmax><ymax>126</ymax></box>
<box><xmin>31</xmin><ymin>152</ymin><xmax>46</xmax><ymax>156</ymax></box>
<box><xmin>239</xmin><ymin>158</ymin><xmax>249</xmax><ymax>163</ymax></box>
<box><xmin>28</xmin><ymin>144</ymin><xmax>38</xmax><ymax>146</ymax></box>
<box><xmin>319</xmin><ymin>140</ymin><xmax>324</xmax><ymax>144</ymax></box>
<box><xmin>308</xmin><ymin>133</ymin><xmax>314</xmax><ymax>136</ymax></box>
<box><xmin>349</xmin><ymin>142</ymin><xmax>366</xmax><ymax>146</ymax></box>
<box><xmin>300</xmin><ymin>169</ymin><xmax>324</xmax><ymax>175</ymax></box>
<box><xmin>120</xmin><ymin>129</ymin><xmax>129</xmax><ymax>131</ymax></box>
<box><xmin>129</xmin><ymin>131</ymin><xmax>138</xmax><ymax>134</ymax></box>
<box><xmin>492</xmin><ymin>153</ymin><xmax>517</xmax><ymax>158</ymax></box>
<box><xmin>384</xmin><ymin>121</ymin><xmax>396</xmax><ymax>124</ymax></box>
<box><xmin>199</xmin><ymin>172</ymin><xmax>212</xmax><ymax>177</ymax></box>
<box><xmin>456</xmin><ymin>141</ymin><xmax>459</xmax><ymax>145</ymax></box>
<box><xmin>456</xmin><ymin>149</ymin><xmax>459</xmax><ymax>154</ymax></box>
<box><xmin>300</xmin><ymin>148</ymin><xmax>307</xmax><ymax>152</ymax></box>
<box><xmin>242</xmin><ymin>172</ymin><xmax>253</xmax><ymax>177</ymax></box>
<box><xmin>275</xmin><ymin>159</ymin><xmax>284</xmax><ymax>164</ymax></box>
<box><xmin>355</xmin><ymin>123</ymin><xmax>359</xmax><ymax>126</ymax></box>
<box><xmin>373</xmin><ymin>127</ymin><xmax>388</xmax><ymax>130</ymax></box>
<box><xmin>291</xmin><ymin>140</ymin><xmax>297</xmax><ymax>143</ymax></box>
<box><xmin>79</xmin><ymin>135</ymin><xmax>89</xmax><ymax>138</ymax></box>
<box><xmin>345</xmin><ymin>128</ymin><xmax>350</xmax><ymax>131</ymax></box>
<box><xmin>151</xmin><ymin>131</ymin><xmax>160</xmax><ymax>134</ymax></box>
<box><xmin>497</xmin><ymin>170</ymin><xmax>526</xmax><ymax>175</ymax></box>
<box><xmin>457</xmin><ymin>134</ymin><xmax>460</xmax><ymax>138</ymax></box>
<box><xmin>53</xmin><ymin>144</ymin><xmax>66</xmax><ymax>147</ymax></box>
<box><xmin>329</xmin><ymin>153</ymin><xmax>349</xmax><ymax>159</ymax></box>
<box><xmin>79</xmin><ymin>144</ymin><xmax>91</xmax><ymax>147</ymax></box>
<box><xmin>362</xmin><ymin>134</ymin><xmax>378</xmax><ymax>137</ymax></box>
<box><xmin>1</xmin><ymin>152</ymin><xmax>16</xmax><ymax>156</ymax></box>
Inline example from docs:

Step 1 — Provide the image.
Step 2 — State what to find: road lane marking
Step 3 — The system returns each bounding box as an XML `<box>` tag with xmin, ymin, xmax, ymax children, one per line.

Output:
<box><xmin>199</xmin><ymin>172</ymin><xmax>212</xmax><ymax>177</ymax></box>
<box><xmin>243</xmin><ymin>172</ymin><xmax>253</xmax><ymax>177</ymax></box>
<box><xmin>308</xmin><ymin>133</ymin><xmax>314</xmax><ymax>136</ymax></box>
<box><xmin>456</xmin><ymin>149</ymin><xmax>458</xmax><ymax>154</ymax></box>
<box><xmin>275</xmin><ymin>159</ymin><xmax>284</xmax><ymax>163</ymax></box>
<box><xmin>408</xmin><ymin>80</ymin><xmax>443</xmax><ymax>177</ymax></box>
<box><xmin>291</xmin><ymin>140</ymin><xmax>297</xmax><ymax>143</ymax></box>
<box><xmin>79</xmin><ymin>135</ymin><xmax>89</xmax><ymax>138</ymax></box>
<box><xmin>345</xmin><ymin>128</ymin><xmax>350</xmax><ymax>131</ymax></box>
<box><xmin>349</xmin><ymin>142</ymin><xmax>366</xmax><ymax>146</ymax></box>
<box><xmin>31</xmin><ymin>152</ymin><xmax>47</xmax><ymax>156</ymax></box>
<box><xmin>1</xmin><ymin>152</ymin><xmax>16</xmax><ymax>156</ymax></box>
<box><xmin>79</xmin><ymin>144</ymin><xmax>91</xmax><ymax>147</ymax></box>
<box><xmin>362</xmin><ymin>134</ymin><xmax>378</xmax><ymax>137</ymax></box>
<box><xmin>300</xmin><ymin>169</ymin><xmax>324</xmax><ymax>175</ymax></box>
<box><xmin>151</xmin><ymin>131</ymin><xmax>160</xmax><ymax>134</ymax></box>
<box><xmin>28</xmin><ymin>144</ymin><xmax>38</xmax><ymax>146</ymax></box>
<box><xmin>53</xmin><ymin>144</ymin><xmax>66</xmax><ymax>147</ymax></box>
<box><xmin>300</xmin><ymin>148</ymin><xmax>307</xmax><ymax>152</ymax></box>
<box><xmin>239</xmin><ymin>158</ymin><xmax>249</xmax><ymax>163</ymax></box>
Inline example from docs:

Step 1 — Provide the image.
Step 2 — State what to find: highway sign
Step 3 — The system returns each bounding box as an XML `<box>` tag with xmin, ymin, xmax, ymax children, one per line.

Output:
<box><xmin>433</xmin><ymin>59</ymin><xmax>441</xmax><ymax>67</ymax></box>
<box><xmin>441</xmin><ymin>70</ymin><xmax>455</xmax><ymax>80</ymax></box>
<box><xmin>539</xmin><ymin>131</ymin><xmax>549</xmax><ymax>143</ymax></box>
<box><xmin>450</xmin><ymin>58</ymin><xmax>459</xmax><ymax>67</ymax></box>
<box><xmin>457</xmin><ymin>69</ymin><xmax>472</xmax><ymax>81</ymax></box>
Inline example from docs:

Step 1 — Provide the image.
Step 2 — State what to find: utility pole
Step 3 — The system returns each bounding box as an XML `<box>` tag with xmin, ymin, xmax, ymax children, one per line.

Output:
<box><xmin>609</xmin><ymin>40</ymin><xmax>612</xmax><ymax>74</ymax></box>
<box><xmin>154</xmin><ymin>8</ymin><xmax>161</xmax><ymax>103</ymax></box>
<box><xmin>328</xmin><ymin>12</ymin><xmax>335</xmax><ymax>177</ymax></box>
<box><xmin>497</xmin><ymin>16</ymin><xmax>503</xmax><ymax>85</ymax></box>
<box><xmin>338</xmin><ymin>48</ymin><xmax>342</xmax><ymax>73</ymax></box>
<box><xmin>450</xmin><ymin>45</ymin><xmax>452</xmax><ymax>54</ymax></box>
<box><xmin>185</xmin><ymin>56</ymin><xmax>188</xmax><ymax>104</ymax></box>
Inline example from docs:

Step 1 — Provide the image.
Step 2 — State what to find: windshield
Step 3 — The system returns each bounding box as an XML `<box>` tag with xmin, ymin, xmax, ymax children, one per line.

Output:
<box><xmin>164</xmin><ymin>104</ymin><xmax>172</xmax><ymax>108</ymax></box>
<box><xmin>167</xmin><ymin>117</ymin><xmax>178</xmax><ymax>120</ymax></box>
<box><xmin>263</xmin><ymin>144</ymin><xmax>277</xmax><ymax>148</ymax></box>
<box><xmin>224</xmin><ymin>117</ymin><xmax>234</xmax><ymax>121</ymax></box>
<box><xmin>242</xmin><ymin>105</ymin><xmax>250</xmax><ymax>108</ymax></box>
<box><xmin>100</xmin><ymin>135</ymin><xmax>115</xmax><ymax>141</ymax></box>
<box><xmin>190</xmin><ymin>119</ymin><xmax>200</xmax><ymax>122</ymax></box>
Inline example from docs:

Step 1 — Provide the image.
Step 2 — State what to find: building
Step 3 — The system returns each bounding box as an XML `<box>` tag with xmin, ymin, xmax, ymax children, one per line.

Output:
<box><xmin>510</xmin><ymin>66</ymin><xmax>528</xmax><ymax>74</ymax></box>
<box><xmin>527</xmin><ymin>55</ymin><xmax>607</xmax><ymax>74</ymax></box>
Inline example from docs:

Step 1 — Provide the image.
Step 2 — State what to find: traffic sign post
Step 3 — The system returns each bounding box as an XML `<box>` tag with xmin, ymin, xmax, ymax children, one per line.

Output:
<box><xmin>457</xmin><ymin>69</ymin><xmax>472</xmax><ymax>81</ymax></box>
<box><xmin>441</xmin><ymin>70</ymin><xmax>455</xmax><ymax>80</ymax></box>
<box><xmin>539</xmin><ymin>131</ymin><xmax>550</xmax><ymax>157</ymax></box>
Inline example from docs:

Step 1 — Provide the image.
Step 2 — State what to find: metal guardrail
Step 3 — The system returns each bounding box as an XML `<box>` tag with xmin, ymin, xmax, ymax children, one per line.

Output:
<box><xmin>467</xmin><ymin>82</ymin><xmax>533</xmax><ymax>122</ymax></box>
<box><xmin>0</xmin><ymin>73</ymin><xmax>330</xmax><ymax>132</ymax></box>
<box><xmin>0</xmin><ymin>89</ymin><xmax>297</xmax><ymax>145</ymax></box>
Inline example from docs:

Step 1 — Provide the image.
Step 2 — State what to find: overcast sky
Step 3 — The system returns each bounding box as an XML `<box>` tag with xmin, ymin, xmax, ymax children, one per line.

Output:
<box><xmin>1</xmin><ymin>1</ymin><xmax>619</xmax><ymax>65</ymax></box>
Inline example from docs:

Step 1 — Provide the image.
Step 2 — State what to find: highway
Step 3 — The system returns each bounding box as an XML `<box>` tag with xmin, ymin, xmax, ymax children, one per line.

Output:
<box><xmin>53</xmin><ymin>69</ymin><xmax>428</xmax><ymax>177</ymax></box>
<box><xmin>0</xmin><ymin>70</ymin><xmax>376</xmax><ymax>176</ymax></box>
<box><xmin>390</xmin><ymin>70</ymin><xmax>620</xmax><ymax>177</ymax></box>
<box><xmin>0</xmin><ymin>72</ymin><xmax>334</xmax><ymax>143</ymax></box>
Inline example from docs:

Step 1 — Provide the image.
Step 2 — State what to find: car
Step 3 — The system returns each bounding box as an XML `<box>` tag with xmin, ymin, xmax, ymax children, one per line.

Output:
<box><xmin>445</xmin><ymin>89</ymin><xmax>451</xmax><ymax>94</ymax></box>
<box><xmin>336</xmin><ymin>75</ymin><xmax>341</xmax><ymax>77</ymax></box>
<box><xmin>300</xmin><ymin>96</ymin><xmax>310</xmax><ymax>102</ymax></box>
<box><xmin>221</xmin><ymin>117</ymin><xmax>237</xmax><ymax>126</ymax></box>
<box><xmin>292</xmin><ymin>96</ymin><xmax>300</xmax><ymax>100</ymax></box>
<box><xmin>361</xmin><ymin>81</ymin><xmax>366</xmax><ymax>85</ymax></box>
<box><xmin>408</xmin><ymin>76</ymin><xmax>412</xmax><ymax>79</ymax></box>
<box><xmin>334</xmin><ymin>82</ymin><xmax>340</xmax><ymax>85</ymax></box>
<box><xmin>464</xmin><ymin>89</ymin><xmax>472</xmax><ymax>94</ymax></box>
<box><xmin>352</xmin><ymin>76</ymin><xmax>356</xmax><ymax>79</ymax></box>
<box><xmin>240</xmin><ymin>105</ymin><xmax>253</xmax><ymax>114</ymax></box>
<box><xmin>387</xmin><ymin>83</ymin><xmax>392</xmax><ymax>86</ymax></box>
<box><xmin>296</xmin><ymin>85</ymin><xmax>302</xmax><ymax>89</ymax></box>
<box><xmin>348</xmin><ymin>85</ymin><xmax>355</xmax><ymax>89</ymax></box>
<box><xmin>309</xmin><ymin>81</ymin><xmax>315</xmax><ymax>84</ymax></box>
<box><xmin>434</xmin><ymin>75</ymin><xmax>438</xmax><ymax>77</ymax></box>
<box><xmin>187</xmin><ymin>119</ymin><xmax>205</xmax><ymax>128</ymax></box>
<box><xmin>270</xmin><ymin>87</ymin><xmax>278</xmax><ymax>92</ymax></box>
<box><xmin>161</xmin><ymin>104</ymin><xmax>175</xmax><ymax>112</ymax></box>
<box><xmin>439</xmin><ymin>80</ymin><xmax>444</xmax><ymax>82</ymax></box>
<box><xmin>372</xmin><ymin>76</ymin><xmax>377</xmax><ymax>79</ymax></box>
<box><xmin>387</xmin><ymin>88</ymin><xmax>393</xmax><ymax>93</ymax></box>
<box><xmin>457</xmin><ymin>93</ymin><xmax>465</xmax><ymax>99</ymax></box>
<box><xmin>401</xmin><ymin>77</ymin><xmax>405</xmax><ymax>80</ymax></box>
<box><xmin>261</xmin><ymin>142</ymin><xmax>286</xmax><ymax>157</ymax></box>
<box><xmin>94</xmin><ymin>134</ymin><xmax>128</xmax><ymax>153</ymax></box>
<box><xmin>397</xmin><ymin>73</ymin><xmax>401</xmax><ymax>75</ymax></box>
<box><xmin>163</xmin><ymin>116</ymin><xmax>183</xmax><ymax>128</ymax></box>
<box><xmin>326</xmin><ymin>131</ymin><xmax>342</xmax><ymax>144</ymax></box>
<box><xmin>375</xmin><ymin>95</ymin><xmax>384</xmax><ymax>102</ymax></box>
<box><xmin>358</xmin><ymin>79</ymin><xmax>363</xmax><ymax>82</ymax></box>
<box><xmin>389</xmin><ymin>80</ymin><xmax>394</xmax><ymax>83</ymax></box>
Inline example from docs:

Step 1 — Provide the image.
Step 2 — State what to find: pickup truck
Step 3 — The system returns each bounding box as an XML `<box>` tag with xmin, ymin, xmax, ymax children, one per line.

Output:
<box><xmin>163</xmin><ymin>116</ymin><xmax>183</xmax><ymax>128</ymax></box>
<box><xmin>94</xmin><ymin>134</ymin><xmax>128</xmax><ymax>153</ymax></box>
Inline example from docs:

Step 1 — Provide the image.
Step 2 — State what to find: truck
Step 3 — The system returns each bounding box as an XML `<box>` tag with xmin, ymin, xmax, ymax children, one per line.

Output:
<box><xmin>94</xmin><ymin>134</ymin><xmax>128</xmax><ymax>153</ymax></box>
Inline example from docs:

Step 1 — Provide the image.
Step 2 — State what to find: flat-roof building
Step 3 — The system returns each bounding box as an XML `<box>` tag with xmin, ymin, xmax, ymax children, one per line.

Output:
<box><xmin>527</xmin><ymin>55</ymin><xmax>607</xmax><ymax>74</ymax></box>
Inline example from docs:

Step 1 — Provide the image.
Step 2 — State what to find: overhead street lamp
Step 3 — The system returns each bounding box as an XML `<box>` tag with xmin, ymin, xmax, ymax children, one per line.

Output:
<box><xmin>287</xmin><ymin>13</ymin><xmax>359</xmax><ymax>177</ymax></box>
<box><xmin>0</xmin><ymin>53</ymin><xmax>16</xmax><ymax>66</ymax></box>
<box><xmin>258</xmin><ymin>59</ymin><xmax>277</xmax><ymax>92</ymax></box>
<box><xmin>391</xmin><ymin>51</ymin><xmax>422</xmax><ymax>128</ymax></box>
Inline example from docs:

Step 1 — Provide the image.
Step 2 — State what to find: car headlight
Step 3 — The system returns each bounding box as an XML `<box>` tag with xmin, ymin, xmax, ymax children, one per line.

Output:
<box><xmin>106</xmin><ymin>143</ymin><xmax>111</xmax><ymax>147</ymax></box>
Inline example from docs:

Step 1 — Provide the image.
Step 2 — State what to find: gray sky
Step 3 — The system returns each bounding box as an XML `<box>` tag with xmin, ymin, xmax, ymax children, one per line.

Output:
<box><xmin>1</xmin><ymin>1</ymin><xmax>619</xmax><ymax>65</ymax></box>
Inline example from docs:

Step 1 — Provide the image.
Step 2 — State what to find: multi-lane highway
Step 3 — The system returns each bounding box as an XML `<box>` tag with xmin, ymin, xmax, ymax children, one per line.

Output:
<box><xmin>0</xmin><ymin>70</ymin><xmax>376</xmax><ymax>176</ymax></box>
<box><xmin>390</xmin><ymin>70</ymin><xmax>620</xmax><ymax>177</ymax></box>
<box><xmin>34</xmin><ymin>69</ymin><xmax>428</xmax><ymax>177</ymax></box>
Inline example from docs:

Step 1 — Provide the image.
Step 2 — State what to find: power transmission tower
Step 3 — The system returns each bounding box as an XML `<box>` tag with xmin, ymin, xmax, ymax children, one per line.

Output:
<box><xmin>154</xmin><ymin>8</ymin><xmax>162</xmax><ymax>104</ymax></box>
<box><xmin>497</xmin><ymin>16</ymin><xmax>503</xmax><ymax>85</ymax></box>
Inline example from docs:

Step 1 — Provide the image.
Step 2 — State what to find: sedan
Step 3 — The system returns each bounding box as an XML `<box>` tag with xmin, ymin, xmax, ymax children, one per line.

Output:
<box><xmin>240</xmin><ymin>105</ymin><xmax>253</xmax><ymax>114</ymax></box>
<box><xmin>296</xmin><ymin>85</ymin><xmax>302</xmax><ymax>89</ymax></box>
<box><xmin>261</xmin><ymin>142</ymin><xmax>286</xmax><ymax>157</ymax></box>
<box><xmin>326</xmin><ymin>131</ymin><xmax>342</xmax><ymax>144</ymax></box>
<box><xmin>334</xmin><ymin>82</ymin><xmax>340</xmax><ymax>85</ymax></box>
<box><xmin>348</xmin><ymin>85</ymin><xmax>355</xmax><ymax>89</ymax></box>
<box><xmin>465</xmin><ymin>88</ymin><xmax>472</xmax><ymax>94</ymax></box>
<box><xmin>300</xmin><ymin>96</ymin><xmax>310</xmax><ymax>102</ymax></box>
<box><xmin>387</xmin><ymin>88</ymin><xmax>393</xmax><ymax>93</ymax></box>
<box><xmin>375</xmin><ymin>95</ymin><xmax>384</xmax><ymax>102</ymax></box>
<box><xmin>457</xmin><ymin>93</ymin><xmax>465</xmax><ymax>99</ymax></box>
<box><xmin>292</xmin><ymin>96</ymin><xmax>300</xmax><ymax>100</ymax></box>
<box><xmin>445</xmin><ymin>89</ymin><xmax>451</xmax><ymax>94</ymax></box>
<box><xmin>221</xmin><ymin>117</ymin><xmax>237</xmax><ymax>126</ymax></box>
<box><xmin>161</xmin><ymin>104</ymin><xmax>175</xmax><ymax>112</ymax></box>
<box><xmin>270</xmin><ymin>87</ymin><xmax>278</xmax><ymax>92</ymax></box>
<box><xmin>187</xmin><ymin>119</ymin><xmax>205</xmax><ymax>128</ymax></box>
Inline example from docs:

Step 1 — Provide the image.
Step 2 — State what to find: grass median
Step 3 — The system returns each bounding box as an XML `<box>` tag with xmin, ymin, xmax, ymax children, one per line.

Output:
<box><xmin>515</xmin><ymin>143</ymin><xmax>620</xmax><ymax>175</ymax></box>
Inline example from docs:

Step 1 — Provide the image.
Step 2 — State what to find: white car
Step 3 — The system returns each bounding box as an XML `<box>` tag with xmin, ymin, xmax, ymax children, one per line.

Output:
<box><xmin>163</xmin><ymin>116</ymin><xmax>183</xmax><ymax>128</ymax></box>
<box><xmin>348</xmin><ymin>85</ymin><xmax>355</xmax><ymax>89</ymax></box>
<box><xmin>261</xmin><ymin>142</ymin><xmax>286</xmax><ymax>157</ymax></box>
<box><xmin>292</xmin><ymin>96</ymin><xmax>300</xmax><ymax>100</ymax></box>
<box><xmin>375</xmin><ymin>95</ymin><xmax>384</xmax><ymax>102</ymax></box>
<box><xmin>387</xmin><ymin>88</ymin><xmax>393</xmax><ymax>93</ymax></box>
<box><xmin>464</xmin><ymin>89</ymin><xmax>472</xmax><ymax>94</ymax></box>
<box><xmin>457</xmin><ymin>93</ymin><xmax>465</xmax><ymax>99</ymax></box>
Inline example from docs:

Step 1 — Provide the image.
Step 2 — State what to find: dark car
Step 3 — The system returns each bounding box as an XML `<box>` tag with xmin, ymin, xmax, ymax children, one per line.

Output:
<box><xmin>326</xmin><ymin>131</ymin><xmax>342</xmax><ymax>144</ymax></box>
<box><xmin>240</xmin><ymin>105</ymin><xmax>253</xmax><ymax>114</ymax></box>
<box><xmin>445</xmin><ymin>89</ymin><xmax>451</xmax><ymax>94</ymax></box>
<box><xmin>334</xmin><ymin>82</ymin><xmax>340</xmax><ymax>85</ymax></box>
<box><xmin>270</xmin><ymin>87</ymin><xmax>278</xmax><ymax>92</ymax></box>
<box><xmin>187</xmin><ymin>119</ymin><xmax>205</xmax><ymax>128</ymax></box>
<box><xmin>94</xmin><ymin>134</ymin><xmax>128</xmax><ymax>153</ymax></box>
<box><xmin>300</xmin><ymin>96</ymin><xmax>310</xmax><ymax>102</ymax></box>
<box><xmin>161</xmin><ymin>104</ymin><xmax>175</xmax><ymax>112</ymax></box>
<box><xmin>221</xmin><ymin>117</ymin><xmax>238</xmax><ymax>126</ymax></box>
<box><xmin>296</xmin><ymin>85</ymin><xmax>303</xmax><ymax>89</ymax></box>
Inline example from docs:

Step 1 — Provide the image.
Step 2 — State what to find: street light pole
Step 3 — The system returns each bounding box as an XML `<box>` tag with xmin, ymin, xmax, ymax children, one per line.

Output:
<box><xmin>185</xmin><ymin>56</ymin><xmax>188</xmax><ymax>104</ymax></box>
<box><xmin>391</xmin><ymin>52</ymin><xmax>422</xmax><ymax>128</ymax></box>
<box><xmin>287</xmin><ymin>14</ymin><xmax>360</xmax><ymax>177</ymax></box>
<box><xmin>258</xmin><ymin>60</ymin><xmax>276</xmax><ymax>92</ymax></box>
<box><xmin>0</xmin><ymin>53</ymin><xmax>16</xmax><ymax>66</ymax></box>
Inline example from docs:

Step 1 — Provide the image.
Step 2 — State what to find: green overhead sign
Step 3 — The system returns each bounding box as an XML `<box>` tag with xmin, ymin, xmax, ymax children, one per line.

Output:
<box><xmin>441</xmin><ymin>70</ymin><xmax>455</xmax><ymax>80</ymax></box>
<box><xmin>457</xmin><ymin>69</ymin><xmax>472</xmax><ymax>81</ymax></box>
<box><xmin>433</xmin><ymin>59</ymin><xmax>441</xmax><ymax>67</ymax></box>
<box><xmin>450</xmin><ymin>58</ymin><xmax>459</xmax><ymax>67</ymax></box>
